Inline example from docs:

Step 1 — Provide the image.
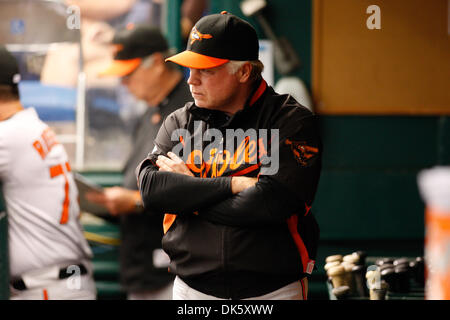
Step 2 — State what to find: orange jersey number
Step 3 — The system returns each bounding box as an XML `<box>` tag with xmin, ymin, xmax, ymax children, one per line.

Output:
<box><xmin>49</xmin><ymin>162</ymin><xmax>71</xmax><ymax>224</ymax></box>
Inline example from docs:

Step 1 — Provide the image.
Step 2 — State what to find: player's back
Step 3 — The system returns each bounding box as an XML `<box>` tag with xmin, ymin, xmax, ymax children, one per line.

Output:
<box><xmin>0</xmin><ymin>107</ymin><xmax>92</xmax><ymax>277</ymax></box>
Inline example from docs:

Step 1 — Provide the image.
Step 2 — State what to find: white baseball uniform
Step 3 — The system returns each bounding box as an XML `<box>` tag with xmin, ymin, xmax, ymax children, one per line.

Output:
<box><xmin>0</xmin><ymin>107</ymin><xmax>96</xmax><ymax>300</ymax></box>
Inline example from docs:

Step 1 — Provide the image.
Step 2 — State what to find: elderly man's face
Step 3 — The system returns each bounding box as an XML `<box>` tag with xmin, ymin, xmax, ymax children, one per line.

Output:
<box><xmin>187</xmin><ymin>63</ymin><xmax>241</xmax><ymax>112</ymax></box>
<box><xmin>121</xmin><ymin>56</ymin><xmax>160</xmax><ymax>103</ymax></box>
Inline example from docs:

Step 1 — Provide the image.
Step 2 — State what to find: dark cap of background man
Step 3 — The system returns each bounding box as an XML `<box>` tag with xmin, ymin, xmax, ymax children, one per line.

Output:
<box><xmin>0</xmin><ymin>45</ymin><xmax>21</xmax><ymax>87</ymax></box>
<box><xmin>99</xmin><ymin>24</ymin><xmax>169</xmax><ymax>77</ymax></box>
<box><xmin>166</xmin><ymin>11</ymin><xmax>259</xmax><ymax>69</ymax></box>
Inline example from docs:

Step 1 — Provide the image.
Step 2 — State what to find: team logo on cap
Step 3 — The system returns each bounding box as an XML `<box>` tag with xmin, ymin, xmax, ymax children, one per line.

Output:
<box><xmin>190</xmin><ymin>27</ymin><xmax>212</xmax><ymax>45</ymax></box>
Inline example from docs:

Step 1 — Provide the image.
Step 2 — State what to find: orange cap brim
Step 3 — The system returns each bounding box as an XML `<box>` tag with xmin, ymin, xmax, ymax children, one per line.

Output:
<box><xmin>98</xmin><ymin>58</ymin><xmax>142</xmax><ymax>77</ymax></box>
<box><xmin>165</xmin><ymin>51</ymin><xmax>229</xmax><ymax>69</ymax></box>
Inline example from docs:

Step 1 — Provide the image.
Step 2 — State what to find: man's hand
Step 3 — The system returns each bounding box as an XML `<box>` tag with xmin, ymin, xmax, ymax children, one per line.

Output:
<box><xmin>85</xmin><ymin>187</ymin><xmax>141</xmax><ymax>216</ymax></box>
<box><xmin>155</xmin><ymin>151</ymin><xmax>256</xmax><ymax>194</ymax></box>
<box><xmin>156</xmin><ymin>152</ymin><xmax>194</xmax><ymax>176</ymax></box>
<box><xmin>231</xmin><ymin>177</ymin><xmax>258</xmax><ymax>194</ymax></box>
<box><xmin>156</xmin><ymin>152</ymin><xmax>258</xmax><ymax>194</ymax></box>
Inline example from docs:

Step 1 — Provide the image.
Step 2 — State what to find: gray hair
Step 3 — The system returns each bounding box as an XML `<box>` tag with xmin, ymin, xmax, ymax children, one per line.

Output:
<box><xmin>226</xmin><ymin>60</ymin><xmax>264</xmax><ymax>82</ymax></box>
<box><xmin>142</xmin><ymin>48</ymin><xmax>178</xmax><ymax>70</ymax></box>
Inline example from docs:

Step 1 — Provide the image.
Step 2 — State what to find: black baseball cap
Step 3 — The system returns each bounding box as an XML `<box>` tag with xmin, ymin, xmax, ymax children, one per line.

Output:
<box><xmin>99</xmin><ymin>24</ymin><xmax>168</xmax><ymax>77</ymax></box>
<box><xmin>0</xmin><ymin>46</ymin><xmax>21</xmax><ymax>87</ymax></box>
<box><xmin>166</xmin><ymin>11</ymin><xmax>259</xmax><ymax>69</ymax></box>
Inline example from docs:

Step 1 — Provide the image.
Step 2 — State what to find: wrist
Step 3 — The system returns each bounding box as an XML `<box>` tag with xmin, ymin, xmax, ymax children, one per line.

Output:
<box><xmin>133</xmin><ymin>192</ymin><xmax>144</xmax><ymax>213</ymax></box>
<box><xmin>231</xmin><ymin>177</ymin><xmax>239</xmax><ymax>194</ymax></box>
<box><xmin>231</xmin><ymin>177</ymin><xmax>258</xmax><ymax>194</ymax></box>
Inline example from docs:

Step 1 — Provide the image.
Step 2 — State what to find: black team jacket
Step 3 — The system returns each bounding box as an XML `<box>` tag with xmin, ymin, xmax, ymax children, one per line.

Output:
<box><xmin>136</xmin><ymin>78</ymin><xmax>322</xmax><ymax>299</ymax></box>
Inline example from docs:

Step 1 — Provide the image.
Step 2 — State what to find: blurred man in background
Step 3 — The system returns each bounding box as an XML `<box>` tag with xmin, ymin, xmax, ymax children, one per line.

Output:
<box><xmin>0</xmin><ymin>46</ymin><xmax>96</xmax><ymax>300</ymax></box>
<box><xmin>86</xmin><ymin>25</ymin><xmax>192</xmax><ymax>300</ymax></box>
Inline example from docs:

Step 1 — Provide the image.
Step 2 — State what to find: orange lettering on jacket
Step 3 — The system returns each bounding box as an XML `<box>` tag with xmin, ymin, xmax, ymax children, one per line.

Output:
<box><xmin>185</xmin><ymin>149</ymin><xmax>204</xmax><ymax>173</ymax></box>
<box><xmin>184</xmin><ymin>137</ymin><xmax>267</xmax><ymax>177</ymax></box>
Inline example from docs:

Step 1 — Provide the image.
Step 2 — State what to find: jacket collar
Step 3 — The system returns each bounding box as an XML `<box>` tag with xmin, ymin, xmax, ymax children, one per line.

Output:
<box><xmin>246</xmin><ymin>78</ymin><xmax>267</xmax><ymax>108</ymax></box>
<box><xmin>187</xmin><ymin>78</ymin><xmax>268</xmax><ymax>122</ymax></box>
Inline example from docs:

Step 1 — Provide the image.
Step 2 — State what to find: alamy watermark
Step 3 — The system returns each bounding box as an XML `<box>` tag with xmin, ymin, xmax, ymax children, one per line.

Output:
<box><xmin>169</xmin><ymin>121</ymin><xmax>280</xmax><ymax>176</ymax></box>
<box><xmin>65</xmin><ymin>265</ymin><xmax>81</xmax><ymax>290</ymax></box>
<box><xmin>366</xmin><ymin>264</ymin><xmax>382</xmax><ymax>290</ymax></box>
<box><xmin>366</xmin><ymin>5</ymin><xmax>381</xmax><ymax>30</ymax></box>
<box><xmin>66</xmin><ymin>5</ymin><xmax>382</xmax><ymax>31</ymax></box>
<box><xmin>66</xmin><ymin>5</ymin><xmax>81</xmax><ymax>30</ymax></box>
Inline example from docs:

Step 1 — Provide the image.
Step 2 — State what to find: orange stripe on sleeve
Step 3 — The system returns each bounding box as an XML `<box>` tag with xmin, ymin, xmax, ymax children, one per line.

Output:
<box><xmin>230</xmin><ymin>163</ymin><xmax>261</xmax><ymax>177</ymax></box>
<box><xmin>287</xmin><ymin>215</ymin><xmax>311</xmax><ymax>274</ymax></box>
<box><xmin>60</xmin><ymin>177</ymin><xmax>70</xmax><ymax>224</ymax></box>
<box><xmin>163</xmin><ymin>214</ymin><xmax>177</xmax><ymax>234</ymax></box>
<box><xmin>301</xmin><ymin>278</ymin><xmax>308</xmax><ymax>300</ymax></box>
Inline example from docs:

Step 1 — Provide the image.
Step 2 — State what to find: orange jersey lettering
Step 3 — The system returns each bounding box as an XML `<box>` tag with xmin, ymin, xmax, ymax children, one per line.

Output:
<box><xmin>32</xmin><ymin>127</ymin><xmax>59</xmax><ymax>160</ymax></box>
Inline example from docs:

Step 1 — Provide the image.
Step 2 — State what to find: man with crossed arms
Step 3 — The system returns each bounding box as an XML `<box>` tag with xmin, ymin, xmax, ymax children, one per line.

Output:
<box><xmin>135</xmin><ymin>12</ymin><xmax>322</xmax><ymax>300</ymax></box>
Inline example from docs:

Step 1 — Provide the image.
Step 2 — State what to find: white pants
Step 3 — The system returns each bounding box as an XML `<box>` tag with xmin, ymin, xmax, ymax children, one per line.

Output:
<box><xmin>127</xmin><ymin>281</ymin><xmax>174</xmax><ymax>300</ymax></box>
<box><xmin>173</xmin><ymin>276</ymin><xmax>308</xmax><ymax>300</ymax></box>
<box><xmin>9</xmin><ymin>260</ymin><xmax>97</xmax><ymax>300</ymax></box>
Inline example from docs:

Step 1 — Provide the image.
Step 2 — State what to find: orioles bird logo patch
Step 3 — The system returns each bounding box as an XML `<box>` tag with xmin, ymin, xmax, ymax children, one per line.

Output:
<box><xmin>190</xmin><ymin>27</ymin><xmax>213</xmax><ymax>45</ymax></box>
<box><xmin>285</xmin><ymin>139</ymin><xmax>318</xmax><ymax>167</ymax></box>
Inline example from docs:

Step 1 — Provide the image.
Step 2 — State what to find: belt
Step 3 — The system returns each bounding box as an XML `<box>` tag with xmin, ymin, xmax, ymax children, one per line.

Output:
<box><xmin>11</xmin><ymin>264</ymin><xmax>88</xmax><ymax>291</ymax></box>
